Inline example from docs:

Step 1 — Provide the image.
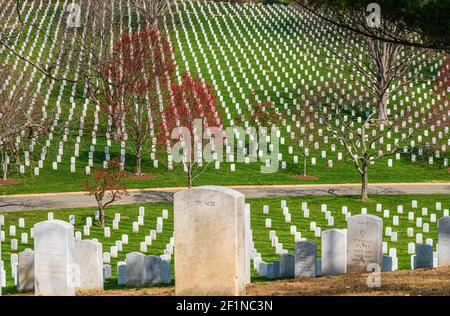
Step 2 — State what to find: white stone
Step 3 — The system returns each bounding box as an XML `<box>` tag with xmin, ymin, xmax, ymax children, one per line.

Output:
<box><xmin>174</xmin><ymin>186</ymin><xmax>247</xmax><ymax>295</ymax></box>
<box><xmin>75</xmin><ymin>240</ymin><xmax>103</xmax><ymax>290</ymax></box>
<box><xmin>438</xmin><ymin>217</ymin><xmax>450</xmax><ymax>267</ymax></box>
<box><xmin>34</xmin><ymin>220</ymin><xmax>75</xmax><ymax>296</ymax></box>
<box><xmin>322</xmin><ymin>229</ymin><xmax>346</xmax><ymax>275</ymax></box>
<box><xmin>18</xmin><ymin>249</ymin><xmax>34</xmax><ymax>292</ymax></box>
<box><xmin>347</xmin><ymin>215</ymin><xmax>383</xmax><ymax>273</ymax></box>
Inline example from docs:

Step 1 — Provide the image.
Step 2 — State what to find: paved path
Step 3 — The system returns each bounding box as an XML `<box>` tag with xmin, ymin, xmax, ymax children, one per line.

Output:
<box><xmin>0</xmin><ymin>182</ymin><xmax>449</xmax><ymax>212</ymax></box>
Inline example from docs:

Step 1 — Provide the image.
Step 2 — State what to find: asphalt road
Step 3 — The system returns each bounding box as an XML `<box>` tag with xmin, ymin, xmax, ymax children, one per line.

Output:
<box><xmin>0</xmin><ymin>183</ymin><xmax>449</xmax><ymax>212</ymax></box>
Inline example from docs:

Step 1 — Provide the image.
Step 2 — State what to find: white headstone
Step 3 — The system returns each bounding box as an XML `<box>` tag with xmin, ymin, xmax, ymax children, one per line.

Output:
<box><xmin>174</xmin><ymin>186</ymin><xmax>247</xmax><ymax>295</ymax></box>
<box><xmin>34</xmin><ymin>220</ymin><xmax>75</xmax><ymax>296</ymax></box>
<box><xmin>322</xmin><ymin>229</ymin><xmax>347</xmax><ymax>275</ymax></box>
<box><xmin>438</xmin><ymin>216</ymin><xmax>450</xmax><ymax>267</ymax></box>
<box><xmin>75</xmin><ymin>240</ymin><xmax>103</xmax><ymax>290</ymax></box>
<box><xmin>347</xmin><ymin>215</ymin><xmax>383</xmax><ymax>273</ymax></box>
<box><xmin>18</xmin><ymin>249</ymin><xmax>34</xmax><ymax>292</ymax></box>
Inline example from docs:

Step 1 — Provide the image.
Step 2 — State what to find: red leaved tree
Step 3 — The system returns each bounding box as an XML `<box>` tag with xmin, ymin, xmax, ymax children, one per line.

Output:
<box><xmin>436</xmin><ymin>56</ymin><xmax>450</xmax><ymax>96</ymax></box>
<box><xmin>234</xmin><ymin>92</ymin><xmax>281</xmax><ymax>128</ymax></box>
<box><xmin>427</xmin><ymin>56</ymin><xmax>450</xmax><ymax>156</ymax></box>
<box><xmin>159</xmin><ymin>72</ymin><xmax>222</xmax><ymax>188</ymax></box>
<box><xmin>88</xmin><ymin>26</ymin><xmax>175</xmax><ymax>175</ymax></box>
<box><xmin>86</xmin><ymin>160</ymin><xmax>128</xmax><ymax>228</ymax></box>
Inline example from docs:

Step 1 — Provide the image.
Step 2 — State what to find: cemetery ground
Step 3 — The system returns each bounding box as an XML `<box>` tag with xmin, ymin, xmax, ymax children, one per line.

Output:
<box><xmin>75</xmin><ymin>267</ymin><xmax>450</xmax><ymax>296</ymax></box>
<box><xmin>1</xmin><ymin>193</ymin><xmax>450</xmax><ymax>295</ymax></box>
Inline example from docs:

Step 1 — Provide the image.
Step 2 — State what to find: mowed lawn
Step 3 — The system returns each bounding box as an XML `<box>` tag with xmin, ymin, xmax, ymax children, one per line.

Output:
<box><xmin>1</xmin><ymin>194</ymin><xmax>449</xmax><ymax>294</ymax></box>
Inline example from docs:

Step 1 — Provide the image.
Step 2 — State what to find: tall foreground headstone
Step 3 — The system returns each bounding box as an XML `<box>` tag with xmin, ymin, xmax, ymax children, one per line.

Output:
<box><xmin>347</xmin><ymin>215</ymin><xmax>383</xmax><ymax>273</ymax></box>
<box><xmin>438</xmin><ymin>216</ymin><xmax>450</xmax><ymax>267</ymax></box>
<box><xmin>18</xmin><ymin>249</ymin><xmax>35</xmax><ymax>292</ymax></box>
<box><xmin>322</xmin><ymin>229</ymin><xmax>347</xmax><ymax>276</ymax></box>
<box><xmin>174</xmin><ymin>186</ymin><xmax>246</xmax><ymax>295</ymax></box>
<box><xmin>0</xmin><ymin>260</ymin><xmax>3</xmax><ymax>296</ymax></box>
<box><xmin>244</xmin><ymin>204</ymin><xmax>251</xmax><ymax>284</ymax></box>
<box><xmin>34</xmin><ymin>220</ymin><xmax>75</xmax><ymax>296</ymax></box>
<box><xmin>75</xmin><ymin>240</ymin><xmax>103</xmax><ymax>290</ymax></box>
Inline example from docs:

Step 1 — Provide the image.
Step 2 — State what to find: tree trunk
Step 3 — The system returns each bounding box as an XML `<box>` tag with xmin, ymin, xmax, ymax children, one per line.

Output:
<box><xmin>2</xmin><ymin>163</ymin><xmax>7</xmax><ymax>180</ymax></box>
<box><xmin>377</xmin><ymin>93</ymin><xmax>388</xmax><ymax>123</ymax></box>
<box><xmin>187</xmin><ymin>163</ymin><xmax>193</xmax><ymax>188</ymax></box>
<box><xmin>13</xmin><ymin>149</ymin><xmax>20</xmax><ymax>164</ymax></box>
<box><xmin>97</xmin><ymin>200</ymin><xmax>105</xmax><ymax>228</ymax></box>
<box><xmin>361</xmin><ymin>163</ymin><xmax>369</xmax><ymax>202</ymax></box>
<box><xmin>135</xmin><ymin>144</ymin><xmax>142</xmax><ymax>176</ymax></box>
<box><xmin>303</xmin><ymin>154</ymin><xmax>307</xmax><ymax>176</ymax></box>
<box><xmin>2</xmin><ymin>152</ymin><xmax>7</xmax><ymax>180</ymax></box>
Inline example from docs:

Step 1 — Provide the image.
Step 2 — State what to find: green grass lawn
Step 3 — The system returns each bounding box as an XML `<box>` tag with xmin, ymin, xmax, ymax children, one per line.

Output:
<box><xmin>1</xmin><ymin>194</ymin><xmax>449</xmax><ymax>294</ymax></box>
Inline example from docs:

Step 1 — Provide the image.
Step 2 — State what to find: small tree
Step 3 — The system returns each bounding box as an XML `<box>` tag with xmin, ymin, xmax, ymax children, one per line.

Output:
<box><xmin>292</xmin><ymin>103</ymin><xmax>321</xmax><ymax>178</ymax></box>
<box><xmin>316</xmin><ymin>94</ymin><xmax>447</xmax><ymax>202</ymax></box>
<box><xmin>235</xmin><ymin>92</ymin><xmax>281</xmax><ymax>128</ymax></box>
<box><xmin>436</xmin><ymin>56</ymin><xmax>450</xmax><ymax>95</ymax></box>
<box><xmin>159</xmin><ymin>72</ymin><xmax>222</xmax><ymax>188</ymax></box>
<box><xmin>86</xmin><ymin>160</ymin><xmax>128</xmax><ymax>228</ymax></box>
<box><xmin>426</xmin><ymin>56</ymin><xmax>450</xmax><ymax>157</ymax></box>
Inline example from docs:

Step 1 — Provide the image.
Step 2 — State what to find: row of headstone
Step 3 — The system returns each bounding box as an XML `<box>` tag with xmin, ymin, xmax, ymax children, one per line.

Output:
<box><xmin>3</xmin><ymin>186</ymin><xmax>450</xmax><ymax>296</ymax></box>
<box><xmin>257</xmin><ymin>215</ymin><xmax>382</xmax><ymax>279</ymax></box>
<box><xmin>124</xmin><ymin>252</ymin><xmax>171</xmax><ymax>287</ymax></box>
<box><xmin>260</xmin><ymin>213</ymin><xmax>450</xmax><ymax>279</ymax></box>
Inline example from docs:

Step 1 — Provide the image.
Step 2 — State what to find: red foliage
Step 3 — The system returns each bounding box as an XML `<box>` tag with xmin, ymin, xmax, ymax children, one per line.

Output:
<box><xmin>234</xmin><ymin>92</ymin><xmax>281</xmax><ymax>128</ymax></box>
<box><xmin>430</xmin><ymin>56</ymin><xmax>450</xmax><ymax>129</ymax></box>
<box><xmin>100</xmin><ymin>27</ymin><xmax>175</xmax><ymax>137</ymax></box>
<box><xmin>436</xmin><ymin>56</ymin><xmax>450</xmax><ymax>96</ymax></box>
<box><xmin>159</xmin><ymin>72</ymin><xmax>222</xmax><ymax>149</ymax></box>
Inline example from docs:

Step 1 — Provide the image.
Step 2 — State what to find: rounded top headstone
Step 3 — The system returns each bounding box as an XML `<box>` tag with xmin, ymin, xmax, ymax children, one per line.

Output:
<box><xmin>175</xmin><ymin>185</ymin><xmax>245</xmax><ymax>199</ymax></box>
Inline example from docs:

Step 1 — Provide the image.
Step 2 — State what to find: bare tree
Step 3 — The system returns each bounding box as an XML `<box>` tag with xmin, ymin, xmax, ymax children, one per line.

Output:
<box><xmin>0</xmin><ymin>0</ymin><xmax>77</xmax><ymax>82</ymax></box>
<box><xmin>329</xmin><ymin>22</ymin><xmax>441</xmax><ymax>124</ymax></box>
<box><xmin>130</xmin><ymin>0</ymin><xmax>172</xmax><ymax>26</ymax></box>
<box><xmin>293</xmin><ymin>0</ymin><xmax>450</xmax><ymax>53</ymax></box>
<box><xmin>309</xmin><ymin>81</ymin><xmax>448</xmax><ymax>201</ymax></box>
<box><xmin>291</xmin><ymin>101</ymin><xmax>321</xmax><ymax>178</ymax></box>
<box><xmin>0</xmin><ymin>66</ymin><xmax>49</xmax><ymax>181</ymax></box>
<box><xmin>86</xmin><ymin>160</ymin><xmax>128</xmax><ymax>228</ymax></box>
